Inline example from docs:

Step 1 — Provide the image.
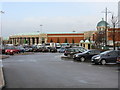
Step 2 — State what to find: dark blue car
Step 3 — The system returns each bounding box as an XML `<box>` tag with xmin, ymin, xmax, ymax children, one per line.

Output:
<box><xmin>73</xmin><ymin>49</ymin><xmax>101</xmax><ymax>62</ymax></box>
<box><xmin>91</xmin><ymin>50</ymin><xmax>120</xmax><ymax>65</ymax></box>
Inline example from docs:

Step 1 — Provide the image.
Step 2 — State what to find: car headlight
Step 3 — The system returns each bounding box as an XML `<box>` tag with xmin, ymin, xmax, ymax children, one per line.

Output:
<box><xmin>94</xmin><ymin>56</ymin><xmax>100</xmax><ymax>59</ymax></box>
<box><xmin>75</xmin><ymin>54</ymin><xmax>79</xmax><ymax>57</ymax></box>
<box><xmin>10</xmin><ymin>50</ymin><xmax>13</xmax><ymax>52</ymax></box>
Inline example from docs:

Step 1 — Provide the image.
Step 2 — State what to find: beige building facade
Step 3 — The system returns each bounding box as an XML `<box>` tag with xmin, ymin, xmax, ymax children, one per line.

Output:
<box><xmin>9</xmin><ymin>33</ymin><xmax>48</xmax><ymax>45</ymax></box>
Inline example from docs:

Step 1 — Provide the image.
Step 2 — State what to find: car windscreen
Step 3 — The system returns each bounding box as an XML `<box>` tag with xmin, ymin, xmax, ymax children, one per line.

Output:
<box><xmin>69</xmin><ymin>49</ymin><xmax>75</xmax><ymax>52</ymax></box>
<box><xmin>100</xmin><ymin>50</ymin><xmax>112</xmax><ymax>55</ymax></box>
<box><xmin>74</xmin><ymin>49</ymin><xmax>80</xmax><ymax>52</ymax></box>
<box><xmin>82</xmin><ymin>50</ymin><xmax>90</xmax><ymax>54</ymax></box>
<box><xmin>6</xmin><ymin>47</ymin><xmax>16</xmax><ymax>49</ymax></box>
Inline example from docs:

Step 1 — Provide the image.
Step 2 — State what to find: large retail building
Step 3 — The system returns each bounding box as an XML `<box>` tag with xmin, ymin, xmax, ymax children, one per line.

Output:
<box><xmin>6</xmin><ymin>18</ymin><xmax>120</xmax><ymax>48</ymax></box>
<box><xmin>9</xmin><ymin>32</ymin><xmax>84</xmax><ymax>45</ymax></box>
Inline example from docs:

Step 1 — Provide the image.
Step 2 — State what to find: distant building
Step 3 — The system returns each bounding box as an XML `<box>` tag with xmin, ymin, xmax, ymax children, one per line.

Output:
<box><xmin>91</xmin><ymin>19</ymin><xmax>120</xmax><ymax>48</ymax></box>
<box><xmin>7</xmin><ymin>16</ymin><xmax>120</xmax><ymax>49</ymax></box>
<box><xmin>2</xmin><ymin>37</ymin><xmax>9</xmax><ymax>45</ymax></box>
<box><xmin>107</xmin><ymin>28</ymin><xmax>120</xmax><ymax>46</ymax></box>
<box><xmin>96</xmin><ymin>18</ymin><xmax>110</xmax><ymax>31</ymax></box>
<box><xmin>84</xmin><ymin>31</ymin><xmax>96</xmax><ymax>40</ymax></box>
<box><xmin>8</xmin><ymin>32</ymin><xmax>84</xmax><ymax>45</ymax></box>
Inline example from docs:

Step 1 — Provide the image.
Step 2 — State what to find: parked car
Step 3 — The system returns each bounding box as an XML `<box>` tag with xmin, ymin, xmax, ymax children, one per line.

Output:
<box><xmin>42</xmin><ymin>47</ymin><xmax>49</xmax><ymax>52</ymax></box>
<box><xmin>91</xmin><ymin>50</ymin><xmax>120</xmax><ymax>65</ymax></box>
<box><xmin>73</xmin><ymin>49</ymin><xmax>101</xmax><ymax>62</ymax></box>
<box><xmin>116</xmin><ymin>56</ymin><xmax>120</xmax><ymax>64</ymax></box>
<box><xmin>25</xmin><ymin>47</ymin><xmax>33</xmax><ymax>52</ymax></box>
<box><xmin>32</xmin><ymin>46</ymin><xmax>38</xmax><ymax>52</ymax></box>
<box><xmin>59</xmin><ymin>47</ymin><xmax>68</xmax><ymax>53</ymax></box>
<box><xmin>16</xmin><ymin>46</ymin><xmax>25</xmax><ymax>53</ymax></box>
<box><xmin>49</xmin><ymin>47</ymin><xmax>57</xmax><ymax>52</ymax></box>
<box><xmin>37</xmin><ymin>47</ymin><xmax>43</xmax><ymax>52</ymax></box>
<box><xmin>72</xmin><ymin>46</ymin><xmax>87</xmax><ymax>52</ymax></box>
<box><xmin>24</xmin><ymin>46</ymin><xmax>33</xmax><ymax>52</ymax></box>
<box><xmin>5</xmin><ymin>49</ymin><xmax>14</xmax><ymax>55</ymax></box>
<box><xmin>117</xmin><ymin>56</ymin><xmax>120</xmax><ymax>70</ymax></box>
<box><xmin>64</xmin><ymin>48</ymin><xmax>82</xmax><ymax>57</ymax></box>
<box><xmin>5</xmin><ymin>47</ymin><xmax>20</xmax><ymax>55</ymax></box>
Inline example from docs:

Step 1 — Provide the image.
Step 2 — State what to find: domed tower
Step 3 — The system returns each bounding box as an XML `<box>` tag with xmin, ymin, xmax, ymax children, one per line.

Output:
<box><xmin>97</xmin><ymin>18</ymin><xmax>110</xmax><ymax>31</ymax></box>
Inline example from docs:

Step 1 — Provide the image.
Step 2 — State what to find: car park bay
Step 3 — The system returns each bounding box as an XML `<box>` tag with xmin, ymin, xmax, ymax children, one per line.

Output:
<box><xmin>2</xmin><ymin>53</ymin><xmax>118</xmax><ymax>88</ymax></box>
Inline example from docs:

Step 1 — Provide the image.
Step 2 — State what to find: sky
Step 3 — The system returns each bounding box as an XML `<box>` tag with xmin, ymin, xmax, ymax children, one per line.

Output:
<box><xmin>0</xmin><ymin>0</ymin><xmax>119</xmax><ymax>38</ymax></box>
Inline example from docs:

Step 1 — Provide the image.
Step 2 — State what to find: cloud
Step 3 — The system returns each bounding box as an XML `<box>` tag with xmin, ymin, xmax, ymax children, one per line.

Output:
<box><xmin>2</xmin><ymin>16</ymin><xmax>100</xmax><ymax>37</ymax></box>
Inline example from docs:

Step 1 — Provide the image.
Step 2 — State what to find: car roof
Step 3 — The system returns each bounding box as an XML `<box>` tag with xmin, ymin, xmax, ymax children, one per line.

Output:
<box><xmin>100</xmin><ymin>50</ymin><xmax>119</xmax><ymax>54</ymax></box>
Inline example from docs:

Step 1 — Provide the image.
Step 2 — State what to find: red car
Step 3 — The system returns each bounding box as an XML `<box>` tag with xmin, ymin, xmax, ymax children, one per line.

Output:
<box><xmin>5</xmin><ymin>47</ymin><xmax>20</xmax><ymax>55</ymax></box>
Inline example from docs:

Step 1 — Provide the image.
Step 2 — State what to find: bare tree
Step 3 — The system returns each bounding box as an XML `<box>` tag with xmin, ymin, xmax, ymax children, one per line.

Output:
<box><xmin>111</xmin><ymin>14</ymin><xmax>118</xmax><ymax>50</ymax></box>
<box><xmin>94</xmin><ymin>30</ymin><xmax>105</xmax><ymax>48</ymax></box>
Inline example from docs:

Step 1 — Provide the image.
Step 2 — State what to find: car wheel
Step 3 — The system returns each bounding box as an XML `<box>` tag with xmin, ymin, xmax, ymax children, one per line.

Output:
<box><xmin>80</xmin><ymin>57</ymin><xmax>85</xmax><ymax>62</ymax></box>
<box><xmin>64</xmin><ymin>54</ymin><xmax>68</xmax><ymax>56</ymax></box>
<box><xmin>101</xmin><ymin>59</ymin><xmax>106</xmax><ymax>65</ymax></box>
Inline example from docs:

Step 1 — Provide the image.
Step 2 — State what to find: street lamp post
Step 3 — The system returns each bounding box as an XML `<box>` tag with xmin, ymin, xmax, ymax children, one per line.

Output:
<box><xmin>0</xmin><ymin>11</ymin><xmax>5</xmax><ymax>46</ymax></box>
<box><xmin>101</xmin><ymin>8</ymin><xmax>111</xmax><ymax>48</ymax></box>
<box><xmin>111</xmin><ymin>14</ymin><xmax>118</xmax><ymax>50</ymax></box>
<box><xmin>40</xmin><ymin>24</ymin><xmax>43</xmax><ymax>44</ymax></box>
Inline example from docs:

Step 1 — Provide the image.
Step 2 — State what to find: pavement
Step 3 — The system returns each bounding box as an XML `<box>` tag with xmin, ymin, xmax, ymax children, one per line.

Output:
<box><xmin>0</xmin><ymin>59</ymin><xmax>5</xmax><ymax>90</ymax></box>
<box><xmin>0</xmin><ymin>55</ymin><xmax>9</xmax><ymax>59</ymax></box>
<box><xmin>0</xmin><ymin>55</ymin><xmax>9</xmax><ymax>90</ymax></box>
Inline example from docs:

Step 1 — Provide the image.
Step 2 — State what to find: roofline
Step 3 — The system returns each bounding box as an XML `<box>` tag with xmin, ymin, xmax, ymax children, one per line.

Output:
<box><xmin>10</xmin><ymin>32</ymin><xmax>84</xmax><ymax>36</ymax></box>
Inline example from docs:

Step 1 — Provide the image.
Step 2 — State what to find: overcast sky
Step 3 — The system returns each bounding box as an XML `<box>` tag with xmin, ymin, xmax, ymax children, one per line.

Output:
<box><xmin>0</xmin><ymin>0</ymin><xmax>119</xmax><ymax>38</ymax></box>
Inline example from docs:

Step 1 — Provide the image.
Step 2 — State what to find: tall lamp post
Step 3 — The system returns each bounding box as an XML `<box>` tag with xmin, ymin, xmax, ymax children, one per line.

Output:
<box><xmin>40</xmin><ymin>24</ymin><xmax>43</xmax><ymax>44</ymax></box>
<box><xmin>0</xmin><ymin>11</ymin><xmax>5</xmax><ymax>46</ymax></box>
<box><xmin>101</xmin><ymin>8</ymin><xmax>111</xmax><ymax>48</ymax></box>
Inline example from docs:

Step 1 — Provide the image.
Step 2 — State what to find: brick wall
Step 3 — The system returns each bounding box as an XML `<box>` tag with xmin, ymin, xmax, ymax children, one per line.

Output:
<box><xmin>47</xmin><ymin>33</ymin><xmax>84</xmax><ymax>43</ymax></box>
<box><xmin>107</xmin><ymin>28</ymin><xmax>120</xmax><ymax>41</ymax></box>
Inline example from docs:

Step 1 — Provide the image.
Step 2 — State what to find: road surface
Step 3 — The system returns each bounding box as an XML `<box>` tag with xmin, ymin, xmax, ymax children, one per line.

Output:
<box><xmin>2</xmin><ymin>53</ymin><xmax>119</xmax><ymax>88</ymax></box>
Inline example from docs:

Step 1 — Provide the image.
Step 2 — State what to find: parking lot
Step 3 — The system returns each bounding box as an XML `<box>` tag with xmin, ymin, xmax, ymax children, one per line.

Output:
<box><xmin>2</xmin><ymin>52</ymin><xmax>119</xmax><ymax>88</ymax></box>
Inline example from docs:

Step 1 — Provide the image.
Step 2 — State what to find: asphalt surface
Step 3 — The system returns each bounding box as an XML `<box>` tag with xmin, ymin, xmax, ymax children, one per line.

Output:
<box><xmin>2</xmin><ymin>53</ymin><xmax>119</xmax><ymax>88</ymax></box>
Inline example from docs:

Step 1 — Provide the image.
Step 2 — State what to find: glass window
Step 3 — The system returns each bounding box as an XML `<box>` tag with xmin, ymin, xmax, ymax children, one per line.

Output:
<box><xmin>75</xmin><ymin>49</ymin><xmax>79</xmax><ymax>52</ymax></box>
<box><xmin>94</xmin><ymin>50</ymin><xmax>100</xmax><ymax>54</ymax></box>
<box><xmin>89</xmin><ymin>51</ymin><xmax>94</xmax><ymax>54</ymax></box>
<box><xmin>108</xmin><ymin>51</ymin><xmax>117</xmax><ymax>56</ymax></box>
